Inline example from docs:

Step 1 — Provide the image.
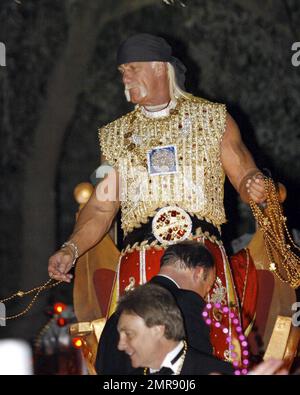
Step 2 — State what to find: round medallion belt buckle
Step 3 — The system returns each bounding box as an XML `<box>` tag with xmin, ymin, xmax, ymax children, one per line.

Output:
<box><xmin>152</xmin><ymin>206</ymin><xmax>192</xmax><ymax>245</ymax></box>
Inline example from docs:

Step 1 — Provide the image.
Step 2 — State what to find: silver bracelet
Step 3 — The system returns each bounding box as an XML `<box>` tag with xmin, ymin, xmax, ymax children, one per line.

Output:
<box><xmin>61</xmin><ymin>241</ymin><xmax>79</xmax><ymax>265</ymax></box>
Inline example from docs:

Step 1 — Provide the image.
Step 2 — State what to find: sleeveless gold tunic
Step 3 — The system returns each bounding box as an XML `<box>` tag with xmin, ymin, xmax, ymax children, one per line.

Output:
<box><xmin>99</xmin><ymin>96</ymin><xmax>227</xmax><ymax>236</ymax></box>
<box><xmin>99</xmin><ymin>98</ymin><xmax>246</xmax><ymax>363</ymax></box>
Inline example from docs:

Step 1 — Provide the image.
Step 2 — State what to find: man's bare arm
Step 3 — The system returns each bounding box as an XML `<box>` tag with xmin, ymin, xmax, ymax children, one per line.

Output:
<box><xmin>69</xmin><ymin>182</ymin><xmax>120</xmax><ymax>255</ymax></box>
<box><xmin>48</xmin><ymin>157</ymin><xmax>120</xmax><ymax>282</ymax></box>
<box><xmin>220</xmin><ymin>113</ymin><xmax>266</xmax><ymax>204</ymax></box>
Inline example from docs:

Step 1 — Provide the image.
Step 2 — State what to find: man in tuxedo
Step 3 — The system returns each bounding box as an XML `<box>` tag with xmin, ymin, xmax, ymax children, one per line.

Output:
<box><xmin>116</xmin><ymin>283</ymin><xmax>233</xmax><ymax>375</ymax></box>
<box><xmin>95</xmin><ymin>241</ymin><xmax>218</xmax><ymax>374</ymax></box>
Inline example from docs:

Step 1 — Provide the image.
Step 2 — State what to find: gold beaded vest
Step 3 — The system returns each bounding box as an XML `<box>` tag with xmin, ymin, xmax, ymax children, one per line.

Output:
<box><xmin>99</xmin><ymin>96</ymin><xmax>227</xmax><ymax>236</ymax></box>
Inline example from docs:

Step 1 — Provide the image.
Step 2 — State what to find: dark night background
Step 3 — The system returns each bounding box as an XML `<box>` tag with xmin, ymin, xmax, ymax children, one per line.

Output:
<box><xmin>0</xmin><ymin>0</ymin><xmax>299</xmax><ymax>346</ymax></box>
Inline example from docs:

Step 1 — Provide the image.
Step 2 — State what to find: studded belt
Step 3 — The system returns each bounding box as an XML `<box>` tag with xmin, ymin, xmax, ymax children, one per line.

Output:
<box><xmin>123</xmin><ymin>208</ymin><xmax>221</xmax><ymax>249</ymax></box>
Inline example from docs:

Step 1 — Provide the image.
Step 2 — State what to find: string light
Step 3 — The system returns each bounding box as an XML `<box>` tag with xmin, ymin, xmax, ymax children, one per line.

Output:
<box><xmin>54</xmin><ymin>302</ymin><xmax>66</xmax><ymax>314</ymax></box>
<box><xmin>57</xmin><ymin>317</ymin><xmax>66</xmax><ymax>327</ymax></box>
<box><xmin>72</xmin><ymin>338</ymin><xmax>83</xmax><ymax>349</ymax></box>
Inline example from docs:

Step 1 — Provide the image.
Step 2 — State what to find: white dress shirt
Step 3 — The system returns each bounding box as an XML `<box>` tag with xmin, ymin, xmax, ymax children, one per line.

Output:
<box><xmin>149</xmin><ymin>340</ymin><xmax>185</xmax><ymax>375</ymax></box>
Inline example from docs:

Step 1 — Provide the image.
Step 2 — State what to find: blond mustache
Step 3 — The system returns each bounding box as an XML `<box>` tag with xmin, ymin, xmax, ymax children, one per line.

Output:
<box><xmin>124</xmin><ymin>84</ymin><xmax>148</xmax><ymax>101</ymax></box>
<box><xmin>125</xmin><ymin>83</ymin><xmax>140</xmax><ymax>90</ymax></box>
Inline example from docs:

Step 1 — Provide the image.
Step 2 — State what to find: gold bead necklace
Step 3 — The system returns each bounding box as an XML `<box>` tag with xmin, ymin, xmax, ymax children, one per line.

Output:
<box><xmin>250</xmin><ymin>178</ymin><xmax>300</xmax><ymax>288</ymax></box>
<box><xmin>0</xmin><ymin>279</ymin><xmax>62</xmax><ymax>321</ymax></box>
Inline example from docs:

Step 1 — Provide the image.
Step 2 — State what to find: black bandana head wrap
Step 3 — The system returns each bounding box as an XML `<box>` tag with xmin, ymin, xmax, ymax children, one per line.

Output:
<box><xmin>117</xmin><ymin>33</ymin><xmax>186</xmax><ymax>90</ymax></box>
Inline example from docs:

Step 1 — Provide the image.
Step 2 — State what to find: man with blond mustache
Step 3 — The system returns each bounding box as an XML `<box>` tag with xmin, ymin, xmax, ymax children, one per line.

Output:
<box><xmin>48</xmin><ymin>33</ymin><xmax>266</xmax><ymax>363</ymax></box>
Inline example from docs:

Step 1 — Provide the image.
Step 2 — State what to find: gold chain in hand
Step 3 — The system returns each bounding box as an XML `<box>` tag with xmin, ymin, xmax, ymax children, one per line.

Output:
<box><xmin>250</xmin><ymin>178</ymin><xmax>300</xmax><ymax>288</ymax></box>
<box><xmin>0</xmin><ymin>279</ymin><xmax>62</xmax><ymax>320</ymax></box>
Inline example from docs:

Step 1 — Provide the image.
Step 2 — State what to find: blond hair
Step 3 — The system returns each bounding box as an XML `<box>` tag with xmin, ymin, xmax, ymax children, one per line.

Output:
<box><xmin>167</xmin><ymin>62</ymin><xmax>192</xmax><ymax>101</ymax></box>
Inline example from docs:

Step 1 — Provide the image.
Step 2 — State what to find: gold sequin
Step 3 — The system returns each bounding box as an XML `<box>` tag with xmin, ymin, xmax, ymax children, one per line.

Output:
<box><xmin>99</xmin><ymin>96</ymin><xmax>227</xmax><ymax>235</ymax></box>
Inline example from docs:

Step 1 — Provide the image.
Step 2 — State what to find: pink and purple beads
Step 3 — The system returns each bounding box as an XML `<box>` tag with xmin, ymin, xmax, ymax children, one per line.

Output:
<box><xmin>202</xmin><ymin>303</ymin><xmax>249</xmax><ymax>375</ymax></box>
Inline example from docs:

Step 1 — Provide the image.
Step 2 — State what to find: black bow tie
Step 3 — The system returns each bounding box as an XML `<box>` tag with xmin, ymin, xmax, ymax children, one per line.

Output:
<box><xmin>150</xmin><ymin>367</ymin><xmax>174</xmax><ymax>375</ymax></box>
<box><xmin>146</xmin><ymin>342</ymin><xmax>186</xmax><ymax>376</ymax></box>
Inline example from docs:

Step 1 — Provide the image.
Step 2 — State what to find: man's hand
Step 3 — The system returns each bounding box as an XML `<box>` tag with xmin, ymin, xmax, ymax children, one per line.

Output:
<box><xmin>48</xmin><ymin>248</ymin><xmax>74</xmax><ymax>283</ymax></box>
<box><xmin>47</xmin><ymin>156</ymin><xmax>119</xmax><ymax>283</ymax></box>
<box><xmin>245</xmin><ymin>173</ymin><xmax>266</xmax><ymax>204</ymax></box>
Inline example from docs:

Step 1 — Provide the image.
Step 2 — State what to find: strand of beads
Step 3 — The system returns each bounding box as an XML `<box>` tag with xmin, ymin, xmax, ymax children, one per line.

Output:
<box><xmin>202</xmin><ymin>302</ymin><xmax>249</xmax><ymax>375</ymax></box>
<box><xmin>249</xmin><ymin>177</ymin><xmax>300</xmax><ymax>288</ymax></box>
